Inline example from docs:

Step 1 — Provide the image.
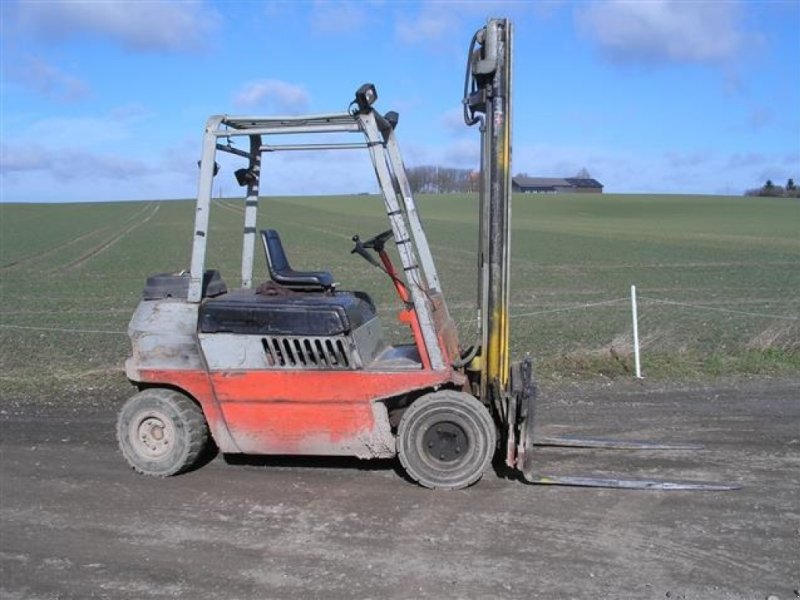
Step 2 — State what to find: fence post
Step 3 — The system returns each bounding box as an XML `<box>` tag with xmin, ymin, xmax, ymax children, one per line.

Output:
<box><xmin>631</xmin><ymin>284</ymin><xmax>643</xmax><ymax>379</ymax></box>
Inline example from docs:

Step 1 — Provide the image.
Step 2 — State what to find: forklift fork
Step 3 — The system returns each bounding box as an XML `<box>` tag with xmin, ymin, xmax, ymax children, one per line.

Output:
<box><xmin>507</xmin><ymin>357</ymin><xmax>741</xmax><ymax>491</ymax></box>
<box><xmin>534</xmin><ymin>437</ymin><xmax>703</xmax><ymax>451</ymax></box>
<box><xmin>525</xmin><ymin>475</ymin><xmax>740</xmax><ymax>491</ymax></box>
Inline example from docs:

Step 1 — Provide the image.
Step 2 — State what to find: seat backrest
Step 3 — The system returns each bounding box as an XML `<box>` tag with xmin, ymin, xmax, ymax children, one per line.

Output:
<box><xmin>259</xmin><ymin>229</ymin><xmax>335</xmax><ymax>291</ymax></box>
<box><xmin>262</xmin><ymin>229</ymin><xmax>290</xmax><ymax>274</ymax></box>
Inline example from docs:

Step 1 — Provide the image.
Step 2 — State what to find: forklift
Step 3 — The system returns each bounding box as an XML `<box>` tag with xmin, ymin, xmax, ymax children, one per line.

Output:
<box><xmin>118</xmin><ymin>19</ymin><xmax>737</xmax><ymax>491</ymax></box>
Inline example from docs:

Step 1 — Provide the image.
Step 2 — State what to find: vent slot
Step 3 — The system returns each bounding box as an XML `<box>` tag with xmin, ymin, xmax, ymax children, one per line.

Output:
<box><xmin>260</xmin><ymin>335</ymin><xmax>355</xmax><ymax>370</ymax></box>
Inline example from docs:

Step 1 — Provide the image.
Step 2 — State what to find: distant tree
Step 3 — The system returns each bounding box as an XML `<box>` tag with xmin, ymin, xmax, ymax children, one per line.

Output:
<box><xmin>745</xmin><ymin>177</ymin><xmax>798</xmax><ymax>198</ymax></box>
<box><xmin>759</xmin><ymin>179</ymin><xmax>785</xmax><ymax>197</ymax></box>
<box><xmin>575</xmin><ymin>167</ymin><xmax>592</xmax><ymax>179</ymax></box>
<box><xmin>468</xmin><ymin>170</ymin><xmax>480</xmax><ymax>193</ymax></box>
<box><xmin>787</xmin><ymin>178</ymin><xmax>800</xmax><ymax>198</ymax></box>
<box><xmin>406</xmin><ymin>165</ymin><xmax>474</xmax><ymax>193</ymax></box>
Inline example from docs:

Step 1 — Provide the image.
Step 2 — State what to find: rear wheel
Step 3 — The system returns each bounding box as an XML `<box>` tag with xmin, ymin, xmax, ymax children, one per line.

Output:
<box><xmin>117</xmin><ymin>388</ymin><xmax>210</xmax><ymax>477</ymax></box>
<box><xmin>397</xmin><ymin>391</ymin><xmax>497</xmax><ymax>490</ymax></box>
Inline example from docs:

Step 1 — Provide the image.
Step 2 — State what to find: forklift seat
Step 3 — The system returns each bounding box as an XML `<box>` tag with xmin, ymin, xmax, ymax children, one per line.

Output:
<box><xmin>260</xmin><ymin>229</ymin><xmax>335</xmax><ymax>291</ymax></box>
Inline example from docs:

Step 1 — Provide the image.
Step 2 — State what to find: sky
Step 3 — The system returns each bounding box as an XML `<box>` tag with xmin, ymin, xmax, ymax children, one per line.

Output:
<box><xmin>1</xmin><ymin>0</ymin><xmax>798</xmax><ymax>202</ymax></box>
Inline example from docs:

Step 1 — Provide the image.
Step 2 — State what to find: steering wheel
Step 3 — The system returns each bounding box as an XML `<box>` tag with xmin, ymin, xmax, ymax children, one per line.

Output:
<box><xmin>351</xmin><ymin>229</ymin><xmax>394</xmax><ymax>267</ymax></box>
<box><xmin>361</xmin><ymin>229</ymin><xmax>394</xmax><ymax>252</ymax></box>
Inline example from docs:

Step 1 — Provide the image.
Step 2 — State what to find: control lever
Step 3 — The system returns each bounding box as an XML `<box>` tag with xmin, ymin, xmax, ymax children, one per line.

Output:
<box><xmin>351</xmin><ymin>235</ymin><xmax>382</xmax><ymax>268</ymax></box>
<box><xmin>351</xmin><ymin>232</ymin><xmax>412</xmax><ymax>305</ymax></box>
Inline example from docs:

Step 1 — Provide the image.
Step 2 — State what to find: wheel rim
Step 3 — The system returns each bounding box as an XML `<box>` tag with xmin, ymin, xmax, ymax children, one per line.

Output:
<box><xmin>421</xmin><ymin>420</ymin><xmax>469</xmax><ymax>464</ymax></box>
<box><xmin>129</xmin><ymin>410</ymin><xmax>175</xmax><ymax>460</ymax></box>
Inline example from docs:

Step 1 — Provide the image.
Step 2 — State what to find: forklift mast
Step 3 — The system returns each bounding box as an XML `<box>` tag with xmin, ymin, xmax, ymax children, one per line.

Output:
<box><xmin>463</xmin><ymin>19</ymin><xmax>514</xmax><ymax>404</ymax></box>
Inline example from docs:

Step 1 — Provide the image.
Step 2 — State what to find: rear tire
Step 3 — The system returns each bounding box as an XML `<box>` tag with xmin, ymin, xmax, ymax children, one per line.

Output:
<box><xmin>397</xmin><ymin>391</ymin><xmax>497</xmax><ymax>490</ymax></box>
<box><xmin>117</xmin><ymin>388</ymin><xmax>210</xmax><ymax>477</ymax></box>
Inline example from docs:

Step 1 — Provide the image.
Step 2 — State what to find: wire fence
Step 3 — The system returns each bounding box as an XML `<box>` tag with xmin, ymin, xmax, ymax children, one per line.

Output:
<box><xmin>445</xmin><ymin>286</ymin><xmax>799</xmax><ymax>382</ymax></box>
<box><xmin>1</xmin><ymin>285</ymin><xmax>797</xmax><ymax>383</ymax></box>
<box><xmin>0</xmin><ymin>324</ymin><xmax>126</xmax><ymax>335</ymax></box>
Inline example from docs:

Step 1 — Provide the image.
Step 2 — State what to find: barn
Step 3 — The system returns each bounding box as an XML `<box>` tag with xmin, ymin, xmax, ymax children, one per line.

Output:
<box><xmin>512</xmin><ymin>176</ymin><xmax>603</xmax><ymax>194</ymax></box>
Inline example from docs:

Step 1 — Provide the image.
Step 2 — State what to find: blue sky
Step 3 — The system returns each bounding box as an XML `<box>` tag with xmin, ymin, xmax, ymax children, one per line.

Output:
<box><xmin>1</xmin><ymin>0</ymin><xmax>798</xmax><ymax>202</ymax></box>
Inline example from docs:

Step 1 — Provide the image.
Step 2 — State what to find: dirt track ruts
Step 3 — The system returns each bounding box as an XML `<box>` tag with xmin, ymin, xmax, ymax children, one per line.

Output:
<box><xmin>60</xmin><ymin>203</ymin><xmax>160</xmax><ymax>272</ymax></box>
<box><xmin>0</xmin><ymin>227</ymin><xmax>108</xmax><ymax>271</ymax></box>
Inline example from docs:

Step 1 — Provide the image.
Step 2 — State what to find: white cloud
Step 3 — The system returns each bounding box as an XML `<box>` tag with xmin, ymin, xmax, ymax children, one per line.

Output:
<box><xmin>395</xmin><ymin>2</ymin><xmax>561</xmax><ymax>47</ymax></box>
<box><xmin>396</xmin><ymin>10</ymin><xmax>455</xmax><ymax>45</ymax></box>
<box><xmin>727</xmin><ymin>153</ymin><xmax>765</xmax><ymax>169</ymax></box>
<box><xmin>403</xmin><ymin>138</ymin><xmax>480</xmax><ymax>170</ymax></box>
<box><xmin>747</xmin><ymin>105</ymin><xmax>773</xmax><ymax>131</ymax></box>
<box><xmin>0</xmin><ymin>139</ymin><xmax>204</xmax><ymax>202</ymax></box>
<box><xmin>575</xmin><ymin>0</ymin><xmax>750</xmax><ymax>65</ymax></box>
<box><xmin>441</xmin><ymin>106</ymin><xmax>467</xmax><ymax>134</ymax></box>
<box><xmin>6</xmin><ymin>56</ymin><xmax>89</xmax><ymax>102</ymax></box>
<box><xmin>784</xmin><ymin>152</ymin><xmax>800</xmax><ymax>167</ymax></box>
<box><xmin>257</xmin><ymin>151</ymin><xmax>377</xmax><ymax>196</ymax></box>
<box><xmin>108</xmin><ymin>103</ymin><xmax>155</xmax><ymax>123</ymax></box>
<box><xmin>310</xmin><ymin>1</ymin><xmax>368</xmax><ymax>34</ymax></box>
<box><xmin>664</xmin><ymin>151</ymin><xmax>713</xmax><ymax>169</ymax></box>
<box><xmin>233</xmin><ymin>80</ymin><xmax>311</xmax><ymax>114</ymax></box>
<box><xmin>27</xmin><ymin>115</ymin><xmax>131</xmax><ymax>147</ymax></box>
<box><xmin>1</xmin><ymin>106</ymin><xmax>166</xmax><ymax>188</ymax></box>
<box><xmin>0</xmin><ymin>144</ymin><xmax>50</xmax><ymax>174</ymax></box>
<box><xmin>15</xmin><ymin>0</ymin><xmax>219</xmax><ymax>53</ymax></box>
<box><xmin>443</xmin><ymin>139</ymin><xmax>480</xmax><ymax>167</ymax></box>
<box><xmin>4</xmin><ymin>135</ymin><xmax>793</xmax><ymax>201</ymax></box>
<box><xmin>0</xmin><ymin>143</ymin><xmax>157</xmax><ymax>181</ymax></box>
<box><xmin>4</xmin><ymin>106</ymin><xmax>154</xmax><ymax>153</ymax></box>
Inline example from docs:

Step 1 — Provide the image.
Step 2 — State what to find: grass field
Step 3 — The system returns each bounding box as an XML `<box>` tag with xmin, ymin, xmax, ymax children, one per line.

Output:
<box><xmin>1</xmin><ymin>192</ymin><xmax>798</xmax><ymax>396</ymax></box>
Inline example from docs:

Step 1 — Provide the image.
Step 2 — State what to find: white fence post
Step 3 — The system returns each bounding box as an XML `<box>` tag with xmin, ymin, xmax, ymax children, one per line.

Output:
<box><xmin>631</xmin><ymin>284</ymin><xmax>643</xmax><ymax>379</ymax></box>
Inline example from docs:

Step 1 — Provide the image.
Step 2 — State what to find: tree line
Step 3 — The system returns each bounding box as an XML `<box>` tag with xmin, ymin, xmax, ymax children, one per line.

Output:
<box><xmin>745</xmin><ymin>178</ymin><xmax>799</xmax><ymax>198</ymax></box>
<box><xmin>405</xmin><ymin>166</ymin><xmax>595</xmax><ymax>193</ymax></box>
<box><xmin>406</xmin><ymin>166</ymin><xmax>478</xmax><ymax>193</ymax></box>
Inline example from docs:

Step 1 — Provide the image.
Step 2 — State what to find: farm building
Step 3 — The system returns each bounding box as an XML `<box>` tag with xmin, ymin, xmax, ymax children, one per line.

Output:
<box><xmin>512</xmin><ymin>176</ymin><xmax>603</xmax><ymax>194</ymax></box>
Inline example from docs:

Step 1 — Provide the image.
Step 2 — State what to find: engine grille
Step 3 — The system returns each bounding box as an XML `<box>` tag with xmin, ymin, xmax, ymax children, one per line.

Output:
<box><xmin>261</xmin><ymin>335</ymin><xmax>356</xmax><ymax>370</ymax></box>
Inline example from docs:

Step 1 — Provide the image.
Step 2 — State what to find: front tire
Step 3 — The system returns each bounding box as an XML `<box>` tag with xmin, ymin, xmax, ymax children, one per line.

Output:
<box><xmin>117</xmin><ymin>388</ymin><xmax>210</xmax><ymax>477</ymax></box>
<box><xmin>397</xmin><ymin>391</ymin><xmax>497</xmax><ymax>490</ymax></box>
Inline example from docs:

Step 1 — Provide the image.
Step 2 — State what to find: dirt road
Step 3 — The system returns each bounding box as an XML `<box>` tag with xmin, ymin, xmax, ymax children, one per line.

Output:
<box><xmin>1</xmin><ymin>378</ymin><xmax>798</xmax><ymax>599</ymax></box>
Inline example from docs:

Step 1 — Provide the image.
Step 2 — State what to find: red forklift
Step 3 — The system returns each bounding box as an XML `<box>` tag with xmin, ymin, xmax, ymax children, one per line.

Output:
<box><xmin>118</xmin><ymin>19</ymin><xmax>736</xmax><ymax>491</ymax></box>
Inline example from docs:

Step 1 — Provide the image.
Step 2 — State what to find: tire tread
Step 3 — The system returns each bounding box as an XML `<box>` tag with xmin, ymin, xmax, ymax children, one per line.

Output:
<box><xmin>397</xmin><ymin>390</ymin><xmax>496</xmax><ymax>490</ymax></box>
<box><xmin>116</xmin><ymin>388</ymin><xmax>209</xmax><ymax>477</ymax></box>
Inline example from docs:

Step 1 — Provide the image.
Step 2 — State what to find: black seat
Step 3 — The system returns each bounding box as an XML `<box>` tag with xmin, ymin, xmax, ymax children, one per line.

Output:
<box><xmin>260</xmin><ymin>229</ymin><xmax>335</xmax><ymax>291</ymax></box>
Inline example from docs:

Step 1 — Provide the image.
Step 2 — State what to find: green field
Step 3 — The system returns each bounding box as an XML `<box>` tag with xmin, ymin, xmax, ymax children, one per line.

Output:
<box><xmin>1</xmin><ymin>193</ymin><xmax>798</xmax><ymax>396</ymax></box>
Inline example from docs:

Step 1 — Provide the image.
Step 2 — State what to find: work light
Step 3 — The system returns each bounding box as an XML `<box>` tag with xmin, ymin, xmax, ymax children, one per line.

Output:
<box><xmin>355</xmin><ymin>83</ymin><xmax>378</xmax><ymax>112</ymax></box>
<box><xmin>234</xmin><ymin>168</ymin><xmax>257</xmax><ymax>187</ymax></box>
